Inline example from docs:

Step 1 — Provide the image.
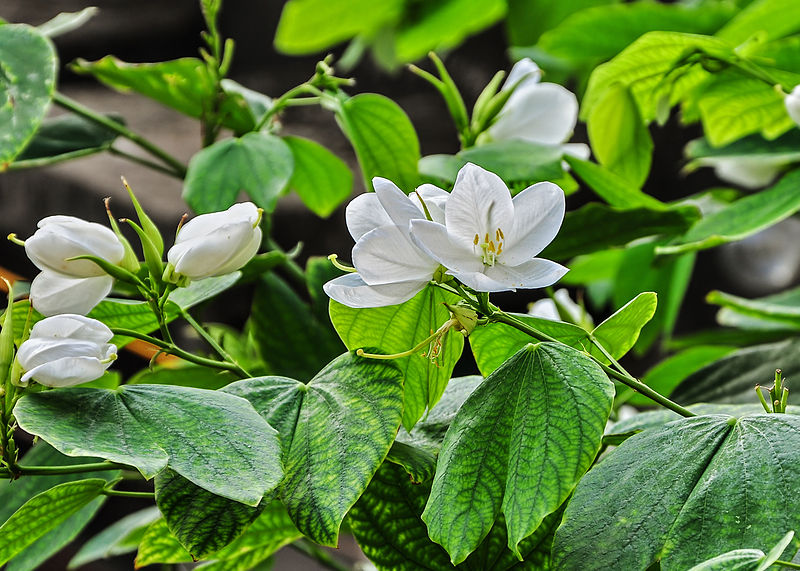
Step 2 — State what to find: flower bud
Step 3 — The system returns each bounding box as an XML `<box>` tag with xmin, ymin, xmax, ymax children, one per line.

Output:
<box><xmin>29</xmin><ymin>271</ymin><xmax>112</xmax><ymax>317</ymax></box>
<box><xmin>16</xmin><ymin>314</ymin><xmax>117</xmax><ymax>387</ymax></box>
<box><xmin>785</xmin><ymin>85</ymin><xmax>800</xmax><ymax>127</ymax></box>
<box><xmin>166</xmin><ymin>203</ymin><xmax>262</xmax><ymax>281</ymax></box>
<box><xmin>25</xmin><ymin>216</ymin><xmax>125</xmax><ymax>278</ymax></box>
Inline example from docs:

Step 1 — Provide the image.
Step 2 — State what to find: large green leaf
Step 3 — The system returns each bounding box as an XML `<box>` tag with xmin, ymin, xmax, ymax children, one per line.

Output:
<box><xmin>284</xmin><ymin>135</ymin><xmax>352</xmax><ymax>218</ymax></box>
<box><xmin>589</xmin><ymin>291</ymin><xmax>657</xmax><ymax>362</ymax></box>
<box><xmin>587</xmin><ymin>84</ymin><xmax>653</xmax><ymax>188</ymax></box>
<box><xmin>552</xmin><ymin>413</ymin><xmax>800</xmax><ymax>569</ymax></box>
<box><xmin>11</xmin><ymin>113</ymin><xmax>120</xmax><ymax>169</ymax></box>
<box><xmin>72</xmin><ymin>57</ymin><xmax>259</xmax><ymax>133</ymax></box>
<box><xmin>0</xmin><ymin>24</ymin><xmax>57</xmax><ymax>169</ymax></box>
<box><xmin>708</xmin><ymin>288</ymin><xmax>800</xmax><ymax>330</ymax></box>
<box><xmin>1</xmin><ymin>443</ymin><xmax>117</xmax><ymax>571</ymax></box>
<box><xmin>336</xmin><ymin>93</ymin><xmax>420</xmax><ymax>191</ymax></box>
<box><xmin>183</xmin><ymin>132</ymin><xmax>294</xmax><ymax>214</ymax></box>
<box><xmin>223</xmin><ymin>351</ymin><xmax>404</xmax><ymax>545</ymax></box>
<box><xmin>274</xmin><ymin>0</ymin><xmax>403</xmax><ymax>54</ymax></box>
<box><xmin>658</xmin><ymin>169</ymin><xmax>800</xmax><ymax>254</ymax></box>
<box><xmin>349</xmin><ymin>461</ymin><xmax>562</xmax><ymax>570</ymax></box>
<box><xmin>564</xmin><ymin>156</ymin><xmax>665</xmax><ymax>210</ymax></box>
<box><xmin>0</xmin><ymin>479</ymin><xmax>106</xmax><ymax>567</ymax></box>
<box><xmin>14</xmin><ymin>385</ymin><xmax>282</xmax><ymax>506</ymax></box>
<box><xmin>155</xmin><ymin>469</ymin><xmax>263</xmax><ymax>560</ymax></box>
<box><xmin>249</xmin><ymin>272</ymin><xmax>344</xmax><ymax>380</ymax></box>
<box><xmin>330</xmin><ymin>284</ymin><xmax>464</xmax><ymax>429</ymax></box>
<box><xmin>422</xmin><ymin>343</ymin><xmax>613</xmax><ymax>563</ymax></box>
<box><xmin>671</xmin><ymin>337</ymin><xmax>800</xmax><ymax>406</ymax></box>
<box><xmin>68</xmin><ymin>506</ymin><xmax>161</xmax><ymax>569</ymax></box>
<box><xmin>541</xmin><ymin>202</ymin><xmax>700</xmax><ymax>260</ymax></box>
<box><xmin>506</xmin><ymin>0</ymin><xmax>616</xmax><ymax>46</ymax></box>
<box><xmin>135</xmin><ymin>518</ymin><xmax>193</xmax><ymax>567</ymax></box>
<box><xmin>717</xmin><ymin>0</ymin><xmax>800</xmax><ymax>44</ymax></box>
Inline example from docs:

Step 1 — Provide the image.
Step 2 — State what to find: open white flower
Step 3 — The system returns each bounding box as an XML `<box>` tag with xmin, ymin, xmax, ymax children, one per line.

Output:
<box><xmin>29</xmin><ymin>271</ymin><xmax>113</xmax><ymax>317</ymax></box>
<box><xmin>786</xmin><ymin>85</ymin><xmax>800</xmax><ymax>126</ymax></box>
<box><xmin>410</xmin><ymin>163</ymin><xmax>568</xmax><ymax>292</ymax></box>
<box><xmin>166</xmin><ymin>202</ymin><xmax>262</xmax><ymax>281</ymax></box>
<box><xmin>17</xmin><ymin>314</ymin><xmax>117</xmax><ymax>387</ymax></box>
<box><xmin>323</xmin><ymin>179</ymin><xmax>448</xmax><ymax>308</ymax></box>
<box><xmin>487</xmin><ymin>58</ymin><xmax>588</xmax><ymax>159</ymax></box>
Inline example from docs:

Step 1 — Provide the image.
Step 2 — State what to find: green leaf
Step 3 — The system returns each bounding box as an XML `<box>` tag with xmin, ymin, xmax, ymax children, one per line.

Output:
<box><xmin>422</xmin><ymin>343</ymin><xmax>614</xmax><ymax>563</ymax></box>
<box><xmin>458</xmin><ymin>140</ymin><xmax>564</xmax><ymax>184</ymax></box>
<box><xmin>552</xmin><ymin>414</ymin><xmax>800</xmax><ymax>569</ymax></box>
<box><xmin>274</xmin><ymin>0</ymin><xmax>403</xmax><ymax>54</ymax></box>
<box><xmin>0</xmin><ymin>479</ymin><xmax>106</xmax><ymax>567</ymax></box>
<box><xmin>155</xmin><ymin>469</ymin><xmax>263</xmax><ymax>560</ymax></box>
<box><xmin>336</xmin><ymin>93</ymin><xmax>420</xmax><ymax>192</ymax></box>
<box><xmin>11</xmin><ymin>113</ymin><xmax>120</xmax><ymax>168</ymax></box>
<box><xmin>536</xmin><ymin>2</ymin><xmax>734</xmax><ymax>66</ymax></box>
<box><xmin>713</xmin><ymin>285</ymin><xmax>800</xmax><ymax>331</ymax></box>
<box><xmin>658</xmin><ymin>169</ymin><xmax>800</xmax><ymax>254</ymax></box>
<box><xmin>686</xmin><ymin>131</ymin><xmax>800</xmax><ymax>163</ymax></box>
<box><xmin>349</xmin><ymin>461</ymin><xmax>563</xmax><ymax>570</ymax></box>
<box><xmin>393</xmin><ymin>0</ymin><xmax>506</xmax><ymax>64</ymax></box>
<box><xmin>37</xmin><ymin>7</ymin><xmax>98</xmax><ymax>38</ymax></box>
<box><xmin>128</xmin><ymin>364</ymin><xmax>237</xmax><ymax>390</ymax></box>
<box><xmin>135</xmin><ymin>518</ymin><xmax>192</xmax><ymax>567</ymax></box>
<box><xmin>168</xmin><ymin>272</ymin><xmax>242</xmax><ymax>310</ymax></box>
<box><xmin>565</xmin><ymin>156</ymin><xmax>665</xmax><ymax>210</ymax></box>
<box><xmin>284</xmin><ymin>135</ymin><xmax>352</xmax><ymax>217</ymax></box>
<box><xmin>469</xmin><ymin>314</ymin><xmax>591</xmax><ymax>377</ymax></box>
<box><xmin>330</xmin><ymin>284</ymin><xmax>464</xmax><ymax>430</ymax></box>
<box><xmin>183</xmin><ymin>132</ymin><xmax>294</xmax><ymax>214</ymax></box>
<box><xmin>249</xmin><ymin>272</ymin><xmax>344</xmax><ymax>380</ymax></box>
<box><xmin>589</xmin><ymin>292</ymin><xmax>657</xmax><ymax>362</ymax></box>
<box><xmin>223</xmin><ymin>351</ymin><xmax>404</xmax><ymax>546</ymax></box>
<box><xmin>541</xmin><ymin>202</ymin><xmax>700</xmax><ymax>260</ymax></box>
<box><xmin>385</xmin><ymin>440</ymin><xmax>438</xmax><ymax>484</ymax></box>
<box><xmin>68</xmin><ymin>506</ymin><xmax>161</xmax><ymax>569</ymax></box>
<box><xmin>586</xmin><ymin>84</ymin><xmax>653</xmax><ymax>188</ymax></box>
<box><xmin>671</xmin><ymin>337</ymin><xmax>800</xmax><ymax>406</ymax></box>
<box><xmin>72</xmin><ymin>57</ymin><xmax>258</xmax><ymax>133</ymax></box>
<box><xmin>627</xmin><ymin>345</ymin><xmax>738</xmax><ymax>407</ymax></box>
<box><xmin>607</xmin><ymin>404</ymin><xmax>771</xmax><ymax>437</ymax></box>
<box><xmin>717</xmin><ymin>0</ymin><xmax>800</xmax><ymax>44</ymax></box>
<box><xmin>688</xmin><ymin>549</ymin><xmax>765</xmax><ymax>571</ymax></box>
<box><xmin>0</xmin><ymin>24</ymin><xmax>57</xmax><ymax>169</ymax></box>
<box><xmin>506</xmin><ymin>0</ymin><xmax>616</xmax><ymax>47</ymax></box>
<box><xmin>14</xmin><ymin>385</ymin><xmax>283</xmax><ymax>506</ymax></box>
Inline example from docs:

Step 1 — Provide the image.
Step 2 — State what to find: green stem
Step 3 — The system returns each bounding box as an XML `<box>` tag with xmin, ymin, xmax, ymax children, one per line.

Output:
<box><xmin>254</xmin><ymin>84</ymin><xmax>322</xmax><ymax>131</ymax></box>
<box><xmin>53</xmin><ymin>92</ymin><xmax>187</xmax><ymax>178</ymax></box>
<box><xmin>267</xmin><ymin>238</ymin><xmax>307</xmax><ymax>288</ymax></box>
<box><xmin>289</xmin><ymin>539</ymin><xmax>351</xmax><ymax>571</ymax></box>
<box><xmin>487</xmin><ymin>310</ymin><xmax>696</xmax><ymax>418</ymax></box>
<box><xmin>774</xmin><ymin>561</ymin><xmax>800</xmax><ymax>569</ymax></box>
<box><xmin>1</xmin><ymin>461</ymin><xmax>128</xmax><ymax>477</ymax></box>
<box><xmin>102</xmin><ymin>488</ymin><xmax>154</xmax><ymax>499</ymax></box>
<box><xmin>180</xmin><ymin>309</ymin><xmax>252</xmax><ymax>378</ymax></box>
<box><xmin>108</xmin><ymin>147</ymin><xmax>183</xmax><ymax>178</ymax></box>
<box><xmin>111</xmin><ymin>328</ymin><xmax>246</xmax><ymax>375</ymax></box>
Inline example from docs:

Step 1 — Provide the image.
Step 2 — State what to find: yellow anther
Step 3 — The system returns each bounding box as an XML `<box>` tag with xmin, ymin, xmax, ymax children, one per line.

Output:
<box><xmin>473</xmin><ymin>233</ymin><xmax>479</xmax><ymax>246</ymax></box>
<box><xmin>489</xmin><ymin>241</ymin><xmax>496</xmax><ymax>253</ymax></box>
<box><xmin>484</xmin><ymin>232</ymin><xmax>490</xmax><ymax>244</ymax></box>
<box><xmin>497</xmin><ymin>242</ymin><xmax>503</xmax><ymax>255</ymax></box>
<box><xmin>498</xmin><ymin>228</ymin><xmax>505</xmax><ymax>239</ymax></box>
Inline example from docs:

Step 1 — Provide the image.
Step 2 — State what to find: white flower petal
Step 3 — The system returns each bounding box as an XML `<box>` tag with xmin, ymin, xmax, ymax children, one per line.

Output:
<box><xmin>169</xmin><ymin>221</ymin><xmax>261</xmax><ymax>278</ymax></box>
<box><xmin>445</xmin><ymin>163</ymin><xmax>515</xmax><ymax>251</ymax></box>
<box><xmin>17</xmin><ymin>337</ymin><xmax>109</xmax><ymax>370</ymax></box>
<box><xmin>409</xmin><ymin>220</ymin><xmax>484</xmax><ymax>274</ymax></box>
<box><xmin>484</xmin><ymin>258</ymin><xmax>568</xmax><ymax>290</ymax></box>
<box><xmin>489</xmin><ymin>82</ymin><xmax>578</xmax><ymax>145</ymax></box>
<box><xmin>528</xmin><ymin>298</ymin><xmax>560</xmax><ymax>321</ymax></box>
<box><xmin>786</xmin><ymin>85</ymin><xmax>800</xmax><ymax>126</ymax></box>
<box><xmin>504</xmin><ymin>58</ymin><xmax>541</xmax><ymax>90</ymax></box>
<box><xmin>176</xmin><ymin>202</ymin><xmax>259</xmax><ymax>243</ymax></box>
<box><xmin>411</xmin><ymin>183</ymin><xmax>449</xmax><ymax>224</ymax></box>
<box><xmin>503</xmin><ymin>181</ymin><xmax>565</xmax><ymax>264</ymax></box>
<box><xmin>373</xmin><ymin>177</ymin><xmax>424</xmax><ymax>233</ymax></box>
<box><xmin>345</xmin><ymin>193</ymin><xmax>391</xmax><ymax>241</ymax></box>
<box><xmin>353</xmin><ymin>224</ymin><xmax>437</xmax><ymax>286</ymax></box>
<box><xmin>447</xmin><ymin>269</ymin><xmax>516</xmax><ymax>292</ymax></box>
<box><xmin>323</xmin><ymin>273</ymin><xmax>427</xmax><ymax>308</ymax></box>
<box><xmin>29</xmin><ymin>272</ymin><xmax>112</xmax><ymax>317</ymax></box>
<box><xmin>700</xmin><ymin>156</ymin><xmax>785</xmax><ymax>189</ymax></box>
<box><xmin>20</xmin><ymin>356</ymin><xmax>110</xmax><ymax>387</ymax></box>
<box><xmin>29</xmin><ymin>313</ymin><xmax>113</xmax><ymax>344</ymax></box>
<box><xmin>562</xmin><ymin>142</ymin><xmax>591</xmax><ymax>160</ymax></box>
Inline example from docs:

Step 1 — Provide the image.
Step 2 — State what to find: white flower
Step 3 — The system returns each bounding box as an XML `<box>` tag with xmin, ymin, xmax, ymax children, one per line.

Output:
<box><xmin>487</xmin><ymin>58</ymin><xmax>588</xmax><ymax>159</ymax></box>
<box><xmin>786</xmin><ymin>85</ymin><xmax>800</xmax><ymax>126</ymax></box>
<box><xmin>529</xmin><ymin>288</ymin><xmax>593</xmax><ymax>327</ymax></box>
<box><xmin>410</xmin><ymin>163</ymin><xmax>568</xmax><ymax>292</ymax></box>
<box><xmin>17</xmin><ymin>314</ymin><xmax>117</xmax><ymax>387</ymax></box>
<box><xmin>29</xmin><ymin>271</ymin><xmax>113</xmax><ymax>317</ymax></box>
<box><xmin>25</xmin><ymin>215</ymin><xmax>125</xmax><ymax>278</ymax></box>
<box><xmin>323</xmin><ymin>179</ymin><xmax>447</xmax><ymax>308</ymax></box>
<box><xmin>698</xmin><ymin>155</ymin><xmax>786</xmax><ymax>189</ymax></box>
<box><xmin>166</xmin><ymin>202</ymin><xmax>262</xmax><ymax>281</ymax></box>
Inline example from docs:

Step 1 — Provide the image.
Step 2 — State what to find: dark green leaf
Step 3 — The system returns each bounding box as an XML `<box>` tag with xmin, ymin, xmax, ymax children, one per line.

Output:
<box><xmin>553</xmin><ymin>414</ymin><xmax>800</xmax><ymax>569</ymax></box>
<box><xmin>155</xmin><ymin>469</ymin><xmax>263</xmax><ymax>560</ymax></box>
<box><xmin>385</xmin><ymin>440</ymin><xmax>437</xmax><ymax>484</ymax></box>
<box><xmin>607</xmin><ymin>404</ymin><xmax>773</xmax><ymax>437</ymax></box>
<box><xmin>128</xmin><ymin>364</ymin><xmax>237</xmax><ymax>390</ymax></box>
<box><xmin>223</xmin><ymin>351</ymin><xmax>404</xmax><ymax>545</ymax></box>
<box><xmin>506</xmin><ymin>0</ymin><xmax>615</xmax><ymax>46</ymax></box>
<box><xmin>0</xmin><ymin>479</ymin><xmax>106</xmax><ymax>567</ymax></box>
<box><xmin>541</xmin><ymin>203</ymin><xmax>700</xmax><ymax>260</ymax></box>
<box><xmin>685</xmin><ymin>130</ymin><xmax>800</xmax><ymax>162</ymax></box>
<box><xmin>68</xmin><ymin>506</ymin><xmax>160</xmax><ymax>569</ymax></box>
<box><xmin>183</xmin><ymin>132</ymin><xmax>294</xmax><ymax>214</ymax></box>
<box><xmin>14</xmin><ymin>385</ymin><xmax>283</xmax><ymax>506</ymax></box>
<box><xmin>458</xmin><ymin>141</ymin><xmax>564</xmax><ymax>184</ymax></box>
<box><xmin>337</xmin><ymin>93</ymin><xmax>420</xmax><ymax>191</ymax></box>
<box><xmin>72</xmin><ymin>57</ymin><xmax>257</xmax><ymax>133</ymax></box>
<box><xmin>284</xmin><ymin>135</ymin><xmax>352</xmax><ymax>218</ymax></box>
<box><xmin>135</xmin><ymin>518</ymin><xmax>192</xmax><ymax>566</ymax></box>
<box><xmin>423</xmin><ymin>343</ymin><xmax>613</xmax><ymax>563</ymax></box>
<box><xmin>708</xmin><ymin>288</ymin><xmax>800</xmax><ymax>330</ymax></box>
<box><xmin>12</xmin><ymin>113</ymin><xmax>120</xmax><ymax>167</ymax></box>
<box><xmin>0</xmin><ymin>24</ymin><xmax>57</xmax><ymax>169</ymax></box>
<box><xmin>330</xmin><ymin>284</ymin><xmax>464</xmax><ymax>430</ymax></box>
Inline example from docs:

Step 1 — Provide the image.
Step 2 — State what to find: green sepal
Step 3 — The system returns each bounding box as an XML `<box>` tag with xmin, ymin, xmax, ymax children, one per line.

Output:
<box><xmin>429</xmin><ymin>53</ymin><xmax>469</xmax><ymax>134</ymax></box>
<box><xmin>65</xmin><ymin>255</ymin><xmax>144</xmax><ymax>288</ymax></box>
<box><xmin>0</xmin><ymin>284</ymin><xmax>14</xmax><ymax>387</ymax></box>
<box><xmin>470</xmin><ymin>70</ymin><xmax>505</xmax><ymax>137</ymax></box>
<box><xmin>123</xmin><ymin>179</ymin><xmax>164</xmax><ymax>256</ymax></box>
<box><xmin>104</xmin><ymin>200</ymin><xmax>140</xmax><ymax>273</ymax></box>
<box><xmin>123</xmin><ymin>219</ymin><xmax>164</xmax><ymax>287</ymax></box>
